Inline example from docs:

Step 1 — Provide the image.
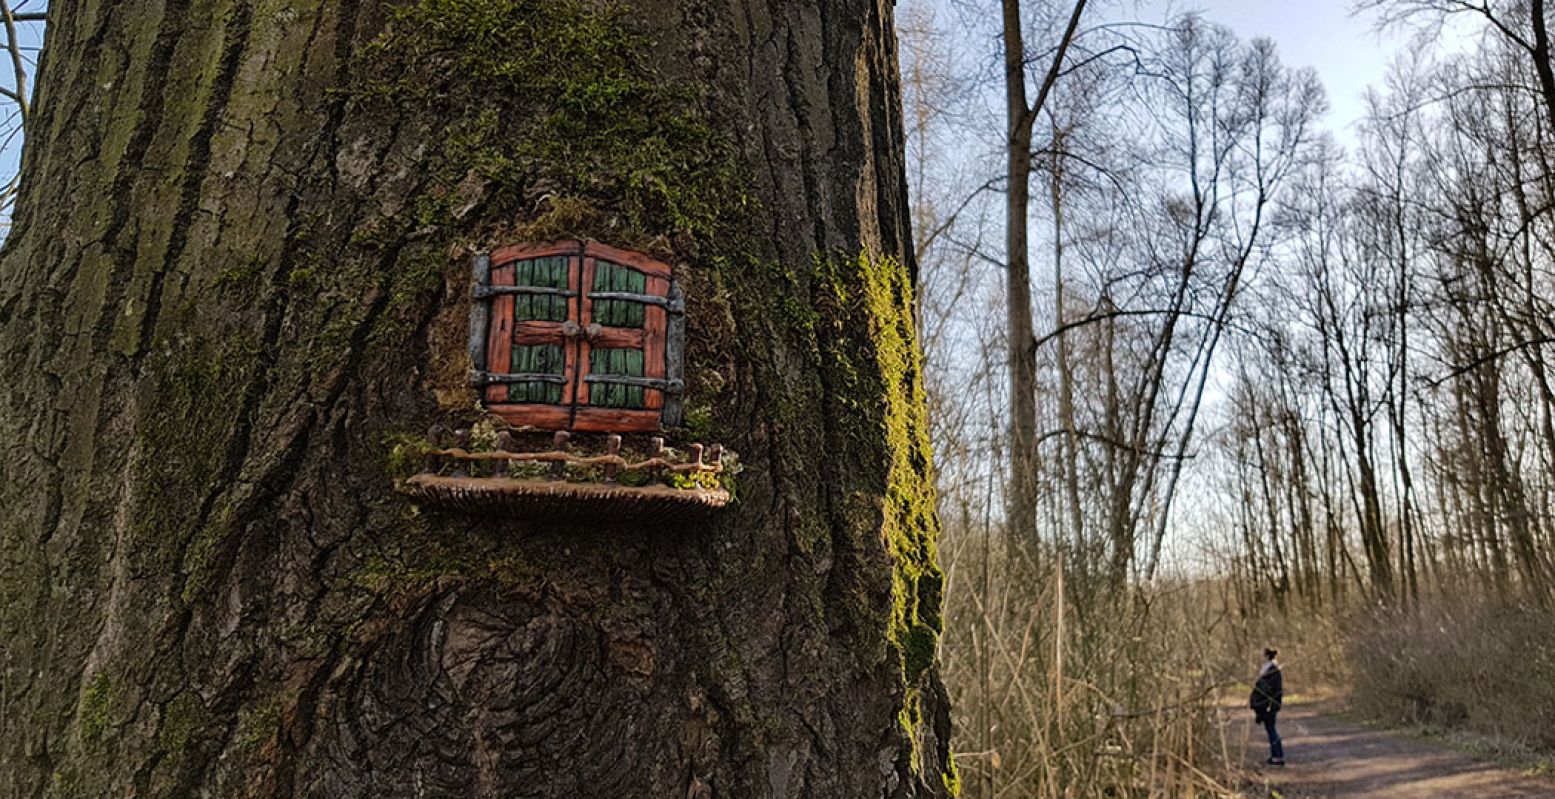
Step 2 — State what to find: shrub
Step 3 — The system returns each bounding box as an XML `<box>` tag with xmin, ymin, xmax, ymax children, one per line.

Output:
<box><xmin>1346</xmin><ymin>597</ymin><xmax>1555</xmax><ymax>751</ymax></box>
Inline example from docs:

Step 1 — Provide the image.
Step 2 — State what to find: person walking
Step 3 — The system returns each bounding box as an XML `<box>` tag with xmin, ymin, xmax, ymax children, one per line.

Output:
<box><xmin>1251</xmin><ymin>647</ymin><xmax>1285</xmax><ymax>766</ymax></box>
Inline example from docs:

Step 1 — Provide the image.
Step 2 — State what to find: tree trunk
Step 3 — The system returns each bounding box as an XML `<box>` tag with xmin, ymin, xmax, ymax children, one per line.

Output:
<box><xmin>0</xmin><ymin>1</ymin><xmax>955</xmax><ymax>797</ymax></box>
<box><xmin>1001</xmin><ymin>0</ymin><xmax>1039</xmax><ymax>548</ymax></box>
<box><xmin>1527</xmin><ymin>0</ymin><xmax>1555</xmax><ymax>135</ymax></box>
<box><xmin>1049</xmin><ymin>130</ymin><xmax>1084</xmax><ymax>565</ymax></box>
<box><xmin>998</xmin><ymin>0</ymin><xmax>1087</xmax><ymax>552</ymax></box>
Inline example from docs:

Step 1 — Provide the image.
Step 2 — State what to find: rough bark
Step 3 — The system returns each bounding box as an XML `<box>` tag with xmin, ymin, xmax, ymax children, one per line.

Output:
<box><xmin>0</xmin><ymin>1</ymin><xmax>955</xmax><ymax>797</ymax></box>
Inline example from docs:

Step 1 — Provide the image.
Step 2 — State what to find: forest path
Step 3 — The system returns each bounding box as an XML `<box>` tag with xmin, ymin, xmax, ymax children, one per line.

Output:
<box><xmin>1237</xmin><ymin>702</ymin><xmax>1555</xmax><ymax>798</ymax></box>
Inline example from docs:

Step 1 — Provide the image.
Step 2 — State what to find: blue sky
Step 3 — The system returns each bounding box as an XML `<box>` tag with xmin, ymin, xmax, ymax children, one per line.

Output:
<box><xmin>0</xmin><ymin>1</ymin><xmax>48</xmax><ymax>231</ymax></box>
<box><xmin>1135</xmin><ymin>0</ymin><xmax>1478</xmax><ymax>147</ymax></box>
<box><xmin>0</xmin><ymin>1</ymin><xmax>1480</xmax><ymax>223</ymax></box>
<box><xmin>0</xmin><ymin>2</ymin><xmax>1477</xmax><ymax>163</ymax></box>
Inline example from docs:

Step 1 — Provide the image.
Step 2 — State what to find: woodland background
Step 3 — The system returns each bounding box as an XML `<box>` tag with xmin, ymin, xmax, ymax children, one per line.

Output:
<box><xmin>898</xmin><ymin>0</ymin><xmax>1555</xmax><ymax>794</ymax></box>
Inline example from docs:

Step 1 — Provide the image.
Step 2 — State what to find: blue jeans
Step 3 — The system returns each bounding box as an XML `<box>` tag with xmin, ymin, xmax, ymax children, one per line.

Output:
<box><xmin>1261</xmin><ymin>712</ymin><xmax>1284</xmax><ymax>760</ymax></box>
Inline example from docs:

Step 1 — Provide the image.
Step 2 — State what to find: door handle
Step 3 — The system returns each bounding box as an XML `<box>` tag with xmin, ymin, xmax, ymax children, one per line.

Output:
<box><xmin>561</xmin><ymin>321</ymin><xmax>604</xmax><ymax>342</ymax></box>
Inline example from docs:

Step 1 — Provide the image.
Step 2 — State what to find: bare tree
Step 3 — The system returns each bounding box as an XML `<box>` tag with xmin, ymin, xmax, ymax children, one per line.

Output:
<box><xmin>0</xmin><ymin>0</ymin><xmax>42</xmax><ymax>228</ymax></box>
<box><xmin>1003</xmin><ymin>0</ymin><xmax>1090</xmax><ymax>546</ymax></box>
<box><xmin>1360</xmin><ymin>0</ymin><xmax>1555</xmax><ymax>132</ymax></box>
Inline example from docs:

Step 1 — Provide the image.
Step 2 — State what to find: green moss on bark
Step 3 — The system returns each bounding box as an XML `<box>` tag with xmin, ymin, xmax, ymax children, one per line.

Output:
<box><xmin>819</xmin><ymin>251</ymin><xmax>949</xmax><ymax>787</ymax></box>
<box><xmin>132</xmin><ymin>331</ymin><xmax>262</xmax><ymax>577</ymax></box>
<box><xmin>157</xmin><ymin>691</ymin><xmax>213</xmax><ymax>754</ymax></box>
<box><xmin>348</xmin><ymin>516</ymin><xmax>542</xmax><ymax>598</ymax></box>
<box><xmin>77</xmin><ymin>672</ymin><xmax>114</xmax><ymax>744</ymax></box>
<box><xmin>355</xmin><ymin>0</ymin><xmax>742</xmax><ymax>242</ymax></box>
<box><xmin>864</xmin><ymin>250</ymin><xmax>945</xmax><ymax>788</ymax></box>
<box><xmin>827</xmin><ymin>251</ymin><xmax>944</xmax><ymax>681</ymax></box>
<box><xmin>942</xmin><ymin>752</ymin><xmax>963</xmax><ymax>796</ymax></box>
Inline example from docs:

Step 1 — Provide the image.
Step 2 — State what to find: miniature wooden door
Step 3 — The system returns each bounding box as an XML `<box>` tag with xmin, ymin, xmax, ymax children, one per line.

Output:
<box><xmin>471</xmin><ymin>241</ymin><xmax>684</xmax><ymax>432</ymax></box>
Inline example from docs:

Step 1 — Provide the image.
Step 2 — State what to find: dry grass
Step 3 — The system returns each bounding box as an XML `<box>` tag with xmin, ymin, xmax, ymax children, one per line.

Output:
<box><xmin>939</xmin><ymin>534</ymin><xmax>1254</xmax><ymax>798</ymax></box>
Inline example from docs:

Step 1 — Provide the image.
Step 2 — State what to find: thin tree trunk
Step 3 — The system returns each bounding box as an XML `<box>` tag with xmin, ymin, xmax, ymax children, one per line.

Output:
<box><xmin>1528</xmin><ymin>0</ymin><xmax>1555</xmax><ymax>134</ymax></box>
<box><xmin>1000</xmin><ymin>0</ymin><xmax>1087</xmax><ymax>548</ymax></box>
<box><xmin>1002</xmin><ymin>0</ymin><xmax>1039</xmax><ymax>546</ymax></box>
<box><xmin>1050</xmin><ymin>133</ymin><xmax>1085</xmax><ymax>561</ymax></box>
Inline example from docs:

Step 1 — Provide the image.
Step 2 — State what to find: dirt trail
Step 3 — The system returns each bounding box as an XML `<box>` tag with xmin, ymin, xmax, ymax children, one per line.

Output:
<box><xmin>1236</xmin><ymin>703</ymin><xmax>1555</xmax><ymax>798</ymax></box>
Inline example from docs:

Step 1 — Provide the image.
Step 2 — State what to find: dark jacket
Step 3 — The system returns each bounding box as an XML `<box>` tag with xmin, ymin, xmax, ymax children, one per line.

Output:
<box><xmin>1250</xmin><ymin>663</ymin><xmax>1283</xmax><ymax>719</ymax></box>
